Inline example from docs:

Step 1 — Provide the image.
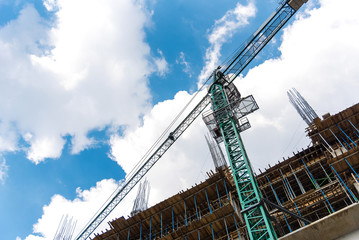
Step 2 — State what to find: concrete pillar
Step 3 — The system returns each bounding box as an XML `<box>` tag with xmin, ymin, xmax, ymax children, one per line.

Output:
<box><xmin>354</xmin><ymin>183</ymin><xmax>359</xmax><ymax>195</ymax></box>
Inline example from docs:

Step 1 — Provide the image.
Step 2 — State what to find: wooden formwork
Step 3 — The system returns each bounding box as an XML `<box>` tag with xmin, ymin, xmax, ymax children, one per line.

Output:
<box><xmin>93</xmin><ymin>168</ymin><xmax>246</xmax><ymax>240</ymax></box>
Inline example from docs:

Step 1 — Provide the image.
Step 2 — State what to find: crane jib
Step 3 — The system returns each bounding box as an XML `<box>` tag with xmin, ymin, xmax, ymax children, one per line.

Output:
<box><xmin>75</xmin><ymin>0</ymin><xmax>307</xmax><ymax>239</ymax></box>
<box><xmin>223</xmin><ymin>1</ymin><xmax>298</xmax><ymax>82</ymax></box>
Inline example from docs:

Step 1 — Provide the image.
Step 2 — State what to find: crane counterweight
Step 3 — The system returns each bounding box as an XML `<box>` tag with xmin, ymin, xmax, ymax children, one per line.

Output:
<box><xmin>288</xmin><ymin>0</ymin><xmax>308</xmax><ymax>11</ymax></box>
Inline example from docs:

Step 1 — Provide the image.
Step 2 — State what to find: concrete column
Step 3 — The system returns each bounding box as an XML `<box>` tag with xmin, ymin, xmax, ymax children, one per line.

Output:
<box><xmin>354</xmin><ymin>183</ymin><xmax>359</xmax><ymax>195</ymax></box>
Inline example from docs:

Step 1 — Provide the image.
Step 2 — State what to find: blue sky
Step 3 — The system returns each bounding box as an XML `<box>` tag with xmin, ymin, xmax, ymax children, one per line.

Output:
<box><xmin>1</xmin><ymin>0</ymin><xmax>359</xmax><ymax>239</ymax></box>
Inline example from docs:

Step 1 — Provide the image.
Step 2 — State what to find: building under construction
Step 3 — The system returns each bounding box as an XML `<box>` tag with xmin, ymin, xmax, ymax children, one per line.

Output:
<box><xmin>92</xmin><ymin>102</ymin><xmax>359</xmax><ymax>240</ymax></box>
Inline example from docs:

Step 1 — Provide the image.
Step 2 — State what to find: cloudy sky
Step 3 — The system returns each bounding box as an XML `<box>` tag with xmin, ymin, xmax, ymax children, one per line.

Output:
<box><xmin>1</xmin><ymin>0</ymin><xmax>359</xmax><ymax>239</ymax></box>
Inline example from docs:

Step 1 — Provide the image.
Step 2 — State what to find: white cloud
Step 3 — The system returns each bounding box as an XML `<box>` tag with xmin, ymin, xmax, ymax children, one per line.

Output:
<box><xmin>0</xmin><ymin>0</ymin><xmax>165</xmax><ymax>163</ymax></box>
<box><xmin>26</xmin><ymin>136</ymin><xmax>65</xmax><ymax>164</ymax></box>
<box><xmin>43</xmin><ymin>0</ymin><xmax>57</xmax><ymax>11</ymax></box>
<box><xmin>0</xmin><ymin>156</ymin><xmax>8</xmax><ymax>184</ymax></box>
<box><xmin>24</xmin><ymin>178</ymin><xmax>135</xmax><ymax>240</ymax></box>
<box><xmin>198</xmin><ymin>1</ymin><xmax>256</xmax><ymax>87</ymax></box>
<box><xmin>153</xmin><ymin>49</ymin><xmax>168</xmax><ymax>77</ymax></box>
<box><xmin>176</xmin><ymin>51</ymin><xmax>192</xmax><ymax>77</ymax></box>
<box><xmin>0</xmin><ymin>121</ymin><xmax>18</xmax><ymax>152</ymax></box>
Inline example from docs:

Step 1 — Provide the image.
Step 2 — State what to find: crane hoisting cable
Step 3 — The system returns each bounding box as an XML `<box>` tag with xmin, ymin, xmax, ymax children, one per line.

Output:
<box><xmin>75</xmin><ymin>0</ymin><xmax>308</xmax><ymax>239</ymax></box>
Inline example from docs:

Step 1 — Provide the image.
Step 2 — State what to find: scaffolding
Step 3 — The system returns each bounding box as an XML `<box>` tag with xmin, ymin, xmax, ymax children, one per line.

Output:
<box><xmin>287</xmin><ymin>88</ymin><xmax>319</xmax><ymax>125</ymax></box>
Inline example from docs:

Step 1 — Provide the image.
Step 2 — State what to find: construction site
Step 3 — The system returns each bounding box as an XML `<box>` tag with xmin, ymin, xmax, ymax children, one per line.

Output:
<box><xmin>89</xmin><ymin>99</ymin><xmax>359</xmax><ymax>240</ymax></box>
<box><xmin>69</xmin><ymin>0</ymin><xmax>359</xmax><ymax>240</ymax></box>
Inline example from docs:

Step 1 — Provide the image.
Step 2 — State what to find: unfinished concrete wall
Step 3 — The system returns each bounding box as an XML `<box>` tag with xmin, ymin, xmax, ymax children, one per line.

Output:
<box><xmin>279</xmin><ymin>203</ymin><xmax>359</xmax><ymax>240</ymax></box>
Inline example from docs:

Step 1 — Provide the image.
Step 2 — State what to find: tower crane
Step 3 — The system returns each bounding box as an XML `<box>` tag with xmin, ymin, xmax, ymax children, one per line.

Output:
<box><xmin>75</xmin><ymin>0</ymin><xmax>308</xmax><ymax>239</ymax></box>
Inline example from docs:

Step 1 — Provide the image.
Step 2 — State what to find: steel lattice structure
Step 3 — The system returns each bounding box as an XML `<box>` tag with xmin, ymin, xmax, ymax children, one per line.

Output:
<box><xmin>131</xmin><ymin>179</ymin><xmax>150</xmax><ymax>216</ymax></box>
<box><xmin>287</xmin><ymin>88</ymin><xmax>319</xmax><ymax>125</ymax></box>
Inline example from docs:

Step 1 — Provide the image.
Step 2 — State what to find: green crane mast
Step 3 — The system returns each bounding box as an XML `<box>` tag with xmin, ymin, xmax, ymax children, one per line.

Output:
<box><xmin>207</xmin><ymin>72</ymin><xmax>276</xmax><ymax>239</ymax></box>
